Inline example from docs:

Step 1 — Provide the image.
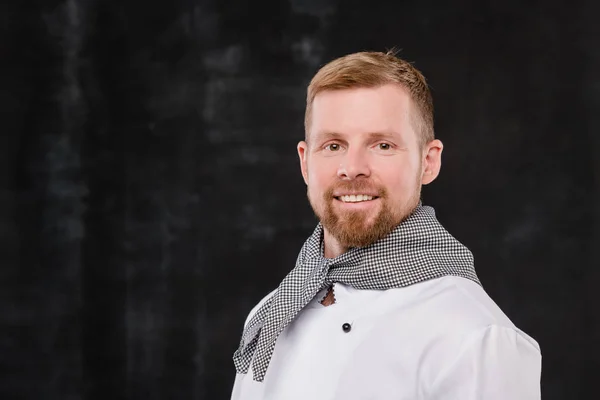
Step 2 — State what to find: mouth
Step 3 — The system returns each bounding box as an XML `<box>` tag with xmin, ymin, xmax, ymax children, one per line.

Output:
<box><xmin>334</xmin><ymin>194</ymin><xmax>380</xmax><ymax>203</ymax></box>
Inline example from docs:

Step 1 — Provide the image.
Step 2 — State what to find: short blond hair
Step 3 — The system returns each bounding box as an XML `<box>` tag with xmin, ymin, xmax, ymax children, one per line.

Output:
<box><xmin>304</xmin><ymin>50</ymin><xmax>434</xmax><ymax>148</ymax></box>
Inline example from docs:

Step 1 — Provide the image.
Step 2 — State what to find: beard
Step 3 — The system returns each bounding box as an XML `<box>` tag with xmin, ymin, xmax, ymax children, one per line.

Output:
<box><xmin>309</xmin><ymin>178</ymin><xmax>421</xmax><ymax>249</ymax></box>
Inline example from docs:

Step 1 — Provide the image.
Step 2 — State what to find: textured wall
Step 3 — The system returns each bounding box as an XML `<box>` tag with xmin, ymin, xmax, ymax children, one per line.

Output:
<box><xmin>1</xmin><ymin>0</ymin><xmax>598</xmax><ymax>398</ymax></box>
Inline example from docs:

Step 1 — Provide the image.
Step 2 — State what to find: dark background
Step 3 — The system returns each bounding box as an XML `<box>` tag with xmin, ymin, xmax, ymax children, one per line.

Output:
<box><xmin>1</xmin><ymin>0</ymin><xmax>598</xmax><ymax>399</ymax></box>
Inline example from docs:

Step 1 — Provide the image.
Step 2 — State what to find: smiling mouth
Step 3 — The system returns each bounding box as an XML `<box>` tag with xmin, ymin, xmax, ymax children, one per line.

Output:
<box><xmin>334</xmin><ymin>194</ymin><xmax>379</xmax><ymax>203</ymax></box>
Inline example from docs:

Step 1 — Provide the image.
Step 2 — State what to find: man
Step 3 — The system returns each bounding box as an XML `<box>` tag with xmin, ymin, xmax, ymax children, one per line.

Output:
<box><xmin>230</xmin><ymin>51</ymin><xmax>542</xmax><ymax>399</ymax></box>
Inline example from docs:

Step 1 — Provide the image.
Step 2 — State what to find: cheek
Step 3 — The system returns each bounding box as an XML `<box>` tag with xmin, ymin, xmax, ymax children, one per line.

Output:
<box><xmin>307</xmin><ymin>159</ymin><xmax>336</xmax><ymax>192</ymax></box>
<box><xmin>378</xmin><ymin>160</ymin><xmax>421</xmax><ymax>194</ymax></box>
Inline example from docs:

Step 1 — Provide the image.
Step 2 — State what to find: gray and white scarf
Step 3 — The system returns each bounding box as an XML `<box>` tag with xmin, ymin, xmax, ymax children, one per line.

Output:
<box><xmin>233</xmin><ymin>204</ymin><xmax>480</xmax><ymax>382</ymax></box>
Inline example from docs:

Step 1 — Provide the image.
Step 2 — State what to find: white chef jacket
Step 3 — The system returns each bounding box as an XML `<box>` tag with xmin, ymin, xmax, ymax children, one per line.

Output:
<box><xmin>231</xmin><ymin>276</ymin><xmax>542</xmax><ymax>400</ymax></box>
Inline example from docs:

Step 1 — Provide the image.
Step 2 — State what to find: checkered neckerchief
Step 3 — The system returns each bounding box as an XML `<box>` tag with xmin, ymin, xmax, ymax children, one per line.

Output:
<box><xmin>233</xmin><ymin>204</ymin><xmax>480</xmax><ymax>382</ymax></box>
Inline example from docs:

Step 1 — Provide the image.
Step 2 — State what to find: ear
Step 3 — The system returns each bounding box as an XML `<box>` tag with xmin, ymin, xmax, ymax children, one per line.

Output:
<box><xmin>297</xmin><ymin>141</ymin><xmax>309</xmax><ymax>185</ymax></box>
<box><xmin>421</xmin><ymin>139</ymin><xmax>443</xmax><ymax>185</ymax></box>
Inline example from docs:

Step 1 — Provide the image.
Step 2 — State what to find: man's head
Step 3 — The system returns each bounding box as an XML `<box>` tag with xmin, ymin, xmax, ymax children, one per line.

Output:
<box><xmin>297</xmin><ymin>51</ymin><xmax>443</xmax><ymax>253</ymax></box>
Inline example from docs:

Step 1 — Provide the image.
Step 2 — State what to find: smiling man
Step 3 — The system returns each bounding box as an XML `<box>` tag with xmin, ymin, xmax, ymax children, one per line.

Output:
<box><xmin>231</xmin><ymin>51</ymin><xmax>542</xmax><ymax>399</ymax></box>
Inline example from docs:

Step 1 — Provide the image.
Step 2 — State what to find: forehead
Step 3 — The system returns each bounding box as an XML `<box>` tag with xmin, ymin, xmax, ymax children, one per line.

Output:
<box><xmin>309</xmin><ymin>84</ymin><xmax>415</xmax><ymax>141</ymax></box>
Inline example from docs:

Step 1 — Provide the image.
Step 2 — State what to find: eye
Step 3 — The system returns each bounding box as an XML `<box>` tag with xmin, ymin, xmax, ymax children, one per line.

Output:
<box><xmin>378</xmin><ymin>143</ymin><xmax>392</xmax><ymax>150</ymax></box>
<box><xmin>325</xmin><ymin>143</ymin><xmax>341</xmax><ymax>152</ymax></box>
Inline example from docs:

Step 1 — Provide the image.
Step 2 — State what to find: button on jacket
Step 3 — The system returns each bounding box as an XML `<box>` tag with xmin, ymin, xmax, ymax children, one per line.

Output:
<box><xmin>230</xmin><ymin>276</ymin><xmax>541</xmax><ymax>400</ymax></box>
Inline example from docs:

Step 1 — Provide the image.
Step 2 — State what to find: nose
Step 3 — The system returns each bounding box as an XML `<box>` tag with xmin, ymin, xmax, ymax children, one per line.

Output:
<box><xmin>337</xmin><ymin>147</ymin><xmax>371</xmax><ymax>180</ymax></box>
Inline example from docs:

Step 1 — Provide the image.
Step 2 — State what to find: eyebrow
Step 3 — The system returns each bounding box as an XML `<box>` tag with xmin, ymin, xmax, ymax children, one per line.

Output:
<box><xmin>365</xmin><ymin>131</ymin><xmax>400</xmax><ymax>141</ymax></box>
<box><xmin>312</xmin><ymin>131</ymin><xmax>344</xmax><ymax>143</ymax></box>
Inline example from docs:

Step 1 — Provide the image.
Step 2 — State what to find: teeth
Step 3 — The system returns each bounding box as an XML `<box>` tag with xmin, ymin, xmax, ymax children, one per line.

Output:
<box><xmin>340</xmin><ymin>195</ymin><xmax>374</xmax><ymax>203</ymax></box>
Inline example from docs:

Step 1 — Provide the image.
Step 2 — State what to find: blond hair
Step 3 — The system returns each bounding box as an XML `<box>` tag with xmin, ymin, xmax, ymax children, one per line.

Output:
<box><xmin>304</xmin><ymin>50</ymin><xmax>434</xmax><ymax>148</ymax></box>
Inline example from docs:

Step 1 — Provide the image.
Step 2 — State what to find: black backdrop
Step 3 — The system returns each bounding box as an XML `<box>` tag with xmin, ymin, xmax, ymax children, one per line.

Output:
<box><xmin>1</xmin><ymin>0</ymin><xmax>599</xmax><ymax>399</ymax></box>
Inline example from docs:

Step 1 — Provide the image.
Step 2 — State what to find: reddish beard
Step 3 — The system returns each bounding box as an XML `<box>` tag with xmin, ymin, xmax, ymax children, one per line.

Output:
<box><xmin>309</xmin><ymin>180</ymin><xmax>420</xmax><ymax>249</ymax></box>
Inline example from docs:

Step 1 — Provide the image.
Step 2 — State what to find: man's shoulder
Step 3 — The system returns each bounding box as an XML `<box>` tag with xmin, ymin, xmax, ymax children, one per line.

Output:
<box><xmin>428</xmin><ymin>277</ymin><xmax>540</xmax><ymax>349</ymax></box>
<box><xmin>378</xmin><ymin>276</ymin><xmax>540</xmax><ymax>365</ymax></box>
<box><xmin>418</xmin><ymin>276</ymin><xmax>518</xmax><ymax>330</ymax></box>
<box><xmin>242</xmin><ymin>288</ymin><xmax>278</xmax><ymax>328</ymax></box>
<box><xmin>377</xmin><ymin>276</ymin><xmax>519</xmax><ymax>335</ymax></box>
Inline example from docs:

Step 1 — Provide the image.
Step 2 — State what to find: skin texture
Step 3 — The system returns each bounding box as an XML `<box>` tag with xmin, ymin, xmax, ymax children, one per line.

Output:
<box><xmin>298</xmin><ymin>84</ymin><xmax>443</xmax><ymax>259</ymax></box>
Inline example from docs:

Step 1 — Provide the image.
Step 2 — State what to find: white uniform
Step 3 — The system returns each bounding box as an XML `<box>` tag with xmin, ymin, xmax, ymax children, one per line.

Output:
<box><xmin>231</xmin><ymin>276</ymin><xmax>541</xmax><ymax>400</ymax></box>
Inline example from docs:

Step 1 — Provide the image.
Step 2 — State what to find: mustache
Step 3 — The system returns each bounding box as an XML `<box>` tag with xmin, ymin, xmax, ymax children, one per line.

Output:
<box><xmin>324</xmin><ymin>181</ymin><xmax>387</xmax><ymax>198</ymax></box>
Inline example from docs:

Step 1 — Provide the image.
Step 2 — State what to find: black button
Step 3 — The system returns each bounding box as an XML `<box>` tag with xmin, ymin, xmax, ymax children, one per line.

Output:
<box><xmin>342</xmin><ymin>323</ymin><xmax>351</xmax><ymax>333</ymax></box>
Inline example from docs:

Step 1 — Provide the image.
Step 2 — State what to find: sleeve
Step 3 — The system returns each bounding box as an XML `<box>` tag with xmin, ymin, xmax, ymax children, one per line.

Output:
<box><xmin>428</xmin><ymin>325</ymin><xmax>542</xmax><ymax>400</ymax></box>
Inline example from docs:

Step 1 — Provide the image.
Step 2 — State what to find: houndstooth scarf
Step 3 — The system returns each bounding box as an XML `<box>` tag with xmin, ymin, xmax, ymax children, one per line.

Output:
<box><xmin>233</xmin><ymin>204</ymin><xmax>480</xmax><ymax>382</ymax></box>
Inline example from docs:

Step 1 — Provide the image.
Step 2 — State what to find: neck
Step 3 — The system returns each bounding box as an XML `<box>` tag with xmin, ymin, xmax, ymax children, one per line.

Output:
<box><xmin>323</xmin><ymin>229</ymin><xmax>348</xmax><ymax>258</ymax></box>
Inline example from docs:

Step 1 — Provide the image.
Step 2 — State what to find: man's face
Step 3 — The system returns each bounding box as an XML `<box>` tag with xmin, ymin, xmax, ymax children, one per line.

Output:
<box><xmin>297</xmin><ymin>84</ymin><xmax>442</xmax><ymax>250</ymax></box>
